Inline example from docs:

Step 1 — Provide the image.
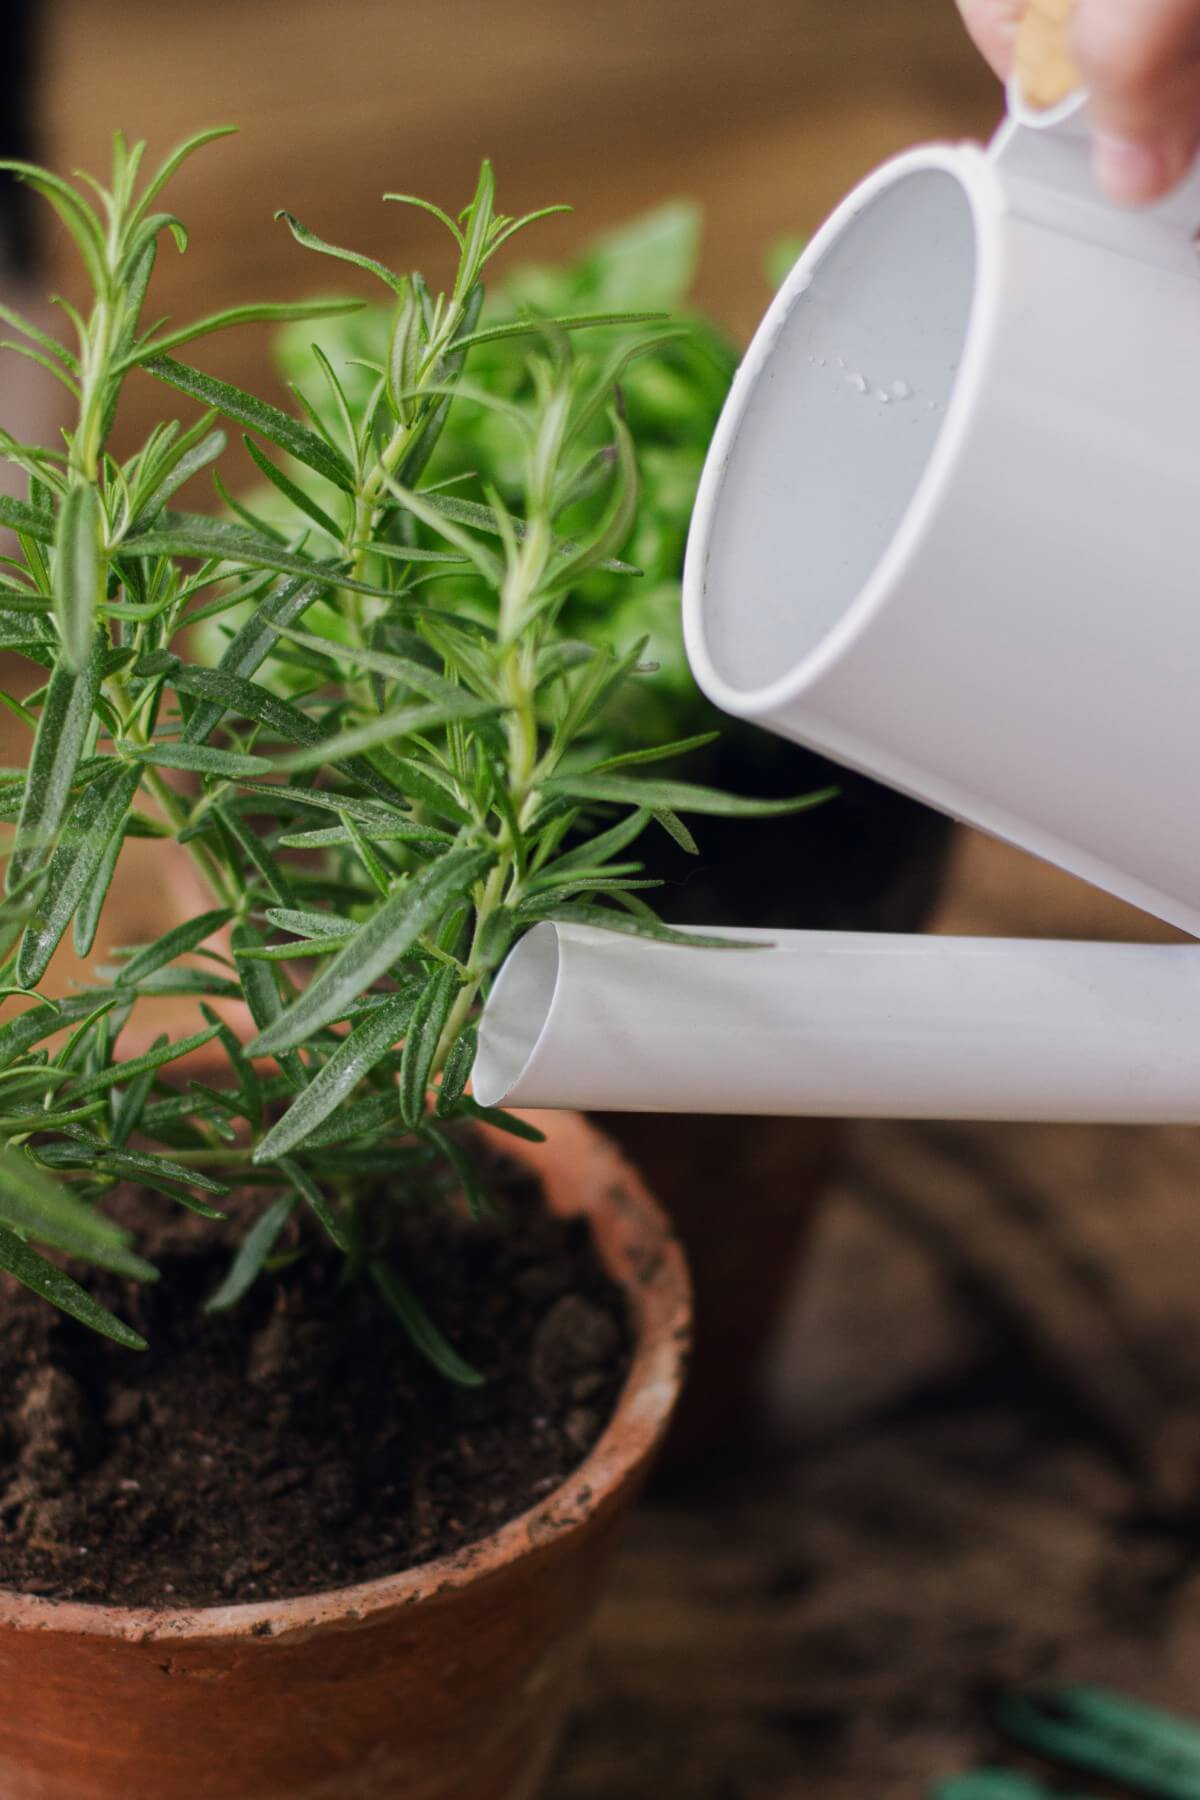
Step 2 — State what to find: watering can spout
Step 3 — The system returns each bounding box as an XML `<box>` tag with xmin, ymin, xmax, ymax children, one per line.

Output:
<box><xmin>474</xmin><ymin>923</ymin><xmax>1200</xmax><ymax>1124</ymax></box>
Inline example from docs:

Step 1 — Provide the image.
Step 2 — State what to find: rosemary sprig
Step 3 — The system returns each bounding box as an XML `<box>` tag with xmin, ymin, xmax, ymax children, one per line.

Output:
<box><xmin>0</xmin><ymin>134</ymin><xmax>830</xmax><ymax>1369</ymax></box>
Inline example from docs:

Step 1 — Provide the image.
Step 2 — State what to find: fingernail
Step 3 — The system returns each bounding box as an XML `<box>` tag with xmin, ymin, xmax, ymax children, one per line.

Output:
<box><xmin>1092</xmin><ymin>132</ymin><xmax>1170</xmax><ymax>205</ymax></box>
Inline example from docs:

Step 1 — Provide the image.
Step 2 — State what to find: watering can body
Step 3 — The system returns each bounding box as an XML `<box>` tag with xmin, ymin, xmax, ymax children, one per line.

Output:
<box><xmin>685</xmin><ymin>105</ymin><xmax>1200</xmax><ymax>938</ymax></box>
<box><xmin>475</xmin><ymin>89</ymin><xmax>1200</xmax><ymax>1124</ymax></box>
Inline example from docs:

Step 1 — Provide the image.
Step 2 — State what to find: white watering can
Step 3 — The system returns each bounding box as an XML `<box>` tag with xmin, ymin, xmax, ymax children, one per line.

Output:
<box><xmin>474</xmin><ymin>15</ymin><xmax>1200</xmax><ymax>1127</ymax></box>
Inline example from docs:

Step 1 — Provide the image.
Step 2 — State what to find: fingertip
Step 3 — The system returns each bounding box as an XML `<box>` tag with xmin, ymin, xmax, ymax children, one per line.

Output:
<box><xmin>1090</xmin><ymin>127</ymin><xmax>1200</xmax><ymax>207</ymax></box>
<box><xmin>1091</xmin><ymin>132</ymin><xmax>1175</xmax><ymax>205</ymax></box>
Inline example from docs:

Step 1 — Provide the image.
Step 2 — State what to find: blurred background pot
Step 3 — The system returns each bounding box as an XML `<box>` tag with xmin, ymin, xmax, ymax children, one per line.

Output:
<box><xmin>602</xmin><ymin>724</ymin><xmax>953</xmax><ymax>1462</ymax></box>
<box><xmin>0</xmin><ymin>1113</ymin><xmax>689</xmax><ymax>1800</ymax></box>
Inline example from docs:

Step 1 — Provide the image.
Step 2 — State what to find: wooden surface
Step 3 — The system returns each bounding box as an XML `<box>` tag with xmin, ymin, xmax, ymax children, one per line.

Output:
<box><xmin>23</xmin><ymin>4</ymin><xmax>1200</xmax><ymax>1794</ymax></box>
<box><xmin>551</xmin><ymin>849</ymin><xmax>1200</xmax><ymax>1796</ymax></box>
<box><xmin>37</xmin><ymin>0</ymin><xmax>997</xmax><ymax>446</ymax></box>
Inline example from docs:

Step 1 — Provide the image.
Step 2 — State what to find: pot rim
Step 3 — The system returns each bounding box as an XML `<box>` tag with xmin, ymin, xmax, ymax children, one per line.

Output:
<box><xmin>0</xmin><ymin>1109</ymin><xmax>689</xmax><ymax>1645</ymax></box>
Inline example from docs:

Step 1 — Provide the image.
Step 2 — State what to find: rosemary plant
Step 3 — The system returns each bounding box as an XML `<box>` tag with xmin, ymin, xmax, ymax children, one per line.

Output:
<box><xmin>0</xmin><ymin>133</ymin><xmax>827</xmax><ymax>1370</ymax></box>
<box><xmin>262</xmin><ymin>201</ymin><xmax>740</xmax><ymax>746</ymax></box>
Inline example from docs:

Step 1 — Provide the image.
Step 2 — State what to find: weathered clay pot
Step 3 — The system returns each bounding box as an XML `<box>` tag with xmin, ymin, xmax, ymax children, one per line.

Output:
<box><xmin>0</xmin><ymin>1112</ymin><xmax>689</xmax><ymax>1800</ymax></box>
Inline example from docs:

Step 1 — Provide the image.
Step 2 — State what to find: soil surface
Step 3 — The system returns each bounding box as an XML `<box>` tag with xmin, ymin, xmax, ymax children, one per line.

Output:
<box><xmin>0</xmin><ymin>1144</ymin><xmax>631</xmax><ymax>1609</ymax></box>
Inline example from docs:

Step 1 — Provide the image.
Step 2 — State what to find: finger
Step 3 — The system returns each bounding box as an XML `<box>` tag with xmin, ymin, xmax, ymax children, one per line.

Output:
<box><xmin>1073</xmin><ymin>0</ymin><xmax>1200</xmax><ymax>202</ymax></box>
<box><xmin>955</xmin><ymin>0</ymin><xmax>1027</xmax><ymax>78</ymax></box>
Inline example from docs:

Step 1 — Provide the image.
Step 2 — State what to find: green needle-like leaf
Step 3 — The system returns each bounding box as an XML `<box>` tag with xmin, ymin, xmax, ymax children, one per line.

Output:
<box><xmin>255</xmin><ymin>989</ymin><xmax>416</xmax><ymax>1162</ymax></box>
<box><xmin>451</xmin><ymin>309</ymin><xmax>669</xmax><ymax>354</ymax></box>
<box><xmin>273</xmin><ymin>627</ymin><xmax>466</xmax><ymax>706</ymax></box>
<box><xmin>275</xmin><ymin>210</ymin><xmax>406</xmax><ymax>295</ymax></box>
<box><xmin>235</xmin><ymin>785</ymin><xmax>420</xmax><ymax>831</ymax></box>
<box><xmin>0</xmin><ymin>1226</ymin><xmax>147</xmax><ymax>1349</ymax></box>
<box><xmin>170</xmin><ymin>664</ymin><xmax>324</xmax><ymax>746</ymax></box>
<box><xmin>587</xmin><ymin>731</ymin><xmax>720</xmax><ymax>774</ymax></box>
<box><xmin>241</xmin><ymin>436</ymin><xmax>342</xmax><ymax>540</ymax></box>
<box><xmin>531</xmin><ymin>902</ymin><xmax>756</xmax><ymax>951</ymax></box>
<box><xmin>110</xmin><ymin>1036</ymin><xmax>166</xmax><ymax>1149</ymax></box>
<box><xmin>126</xmin><ymin>126</ymin><xmax>236</xmax><ymax>229</ymax></box>
<box><xmin>144</xmin><ymin>356</ymin><xmax>355</xmax><ymax>491</ymax></box>
<box><xmin>277</xmin><ymin>820</ymin><xmax>452</xmax><ymax>851</ymax></box>
<box><xmin>452</xmin><ymin>1100</ymin><xmax>547</xmax><ymax>1144</ymax></box>
<box><xmin>7</xmin><ymin>635</ymin><xmax>103</xmax><ymax>894</ymax></box>
<box><xmin>16</xmin><ymin>760</ymin><xmax>141</xmax><ymax>987</ymax></box>
<box><xmin>650</xmin><ymin>807</ymin><xmax>698</xmax><ymax>855</ymax></box>
<box><xmin>399</xmin><ymin>964</ymin><xmax>458</xmax><ymax>1128</ymax></box>
<box><xmin>131</xmin><ymin>297</ymin><xmax>364</xmax><ymax>367</ymax></box>
<box><xmin>0</xmin><ymin>1140</ymin><xmax>136</xmax><ymax>1263</ymax></box>
<box><xmin>381</xmin><ymin>193</ymin><xmax>464</xmax><ymax>248</ymax></box>
<box><xmin>0</xmin><ymin>494</ymin><xmax>56</xmax><ymax>544</ymax></box>
<box><xmin>0</xmin><ymin>613</ymin><xmax>54</xmax><ymax>651</ymax></box>
<box><xmin>213</xmin><ymin>802</ymin><xmax>295</xmax><ymax>908</ymax></box>
<box><xmin>547</xmin><ymin>808</ymin><xmax>652</xmax><ymax>875</ymax></box>
<box><xmin>296</xmin><ymin>1091</ymin><xmax>406</xmax><ymax>1150</ymax></box>
<box><xmin>123</xmin><ymin>743</ymin><xmax>270</xmax><ymax>779</ymax></box>
<box><xmin>119</xmin><ymin>908</ymin><xmax>232</xmax><ymax>986</ymax></box>
<box><xmin>0</xmin><ymin>299</ymin><xmax>78</xmax><ymax>374</ymax></box>
<box><xmin>53</xmin><ymin>480</ymin><xmax>105</xmax><ymax>669</ymax></box>
<box><xmin>124</xmin><ymin>513</ymin><xmax>393</xmax><ymax>597</ymax></box>
<box><xmin>262</xmin><ymin>694</ymin><xmax>498</xmax><ymax>775</ymax></box>
<box><xmin>205</xmin><ymin>1192</ymin><xmax>296</xmax><ymax>1312</ymax></box>
<box><xmin>0</xmin><ymin>161</ymin><xmax>108</xmax><ymax>295</ymax></box>
<box><xmin>48</xmin><ymin>1133</ymin><xmax>229</xmax><ymax>1202</ymax></box>
<box><xmin>64</xmin><ymin>1025</ymin><xmax>223</xmax><ymax>1100</ymax></box>
<box><xmin>249</xmin><ymin>847</ymin><xmax>490</xmax><ymax>1057</ymax></box>
<box><xmin>232</xmin><ymin>919</ymin><xmax>305</xmax><ymax>1091</ymax></box>
<box><xmin>435</xmin><ymin>1024</ymin><xmax>476</xmax><ymax>1115</ymax></box>
<box><xmin>0</xmin><ymin>995</ymin><xmax>118</xmax><ymax>1073</ymax></box>
<box><xmin>264</xmin><ymin>906</ymin><xmax>359</xmax><ymax>942</ymax></box>
<box><xmin>183</xmin><ymin>575</ymin><xmax>323</xmax><ymax>745</ymax></box>
<box><xmin>73</xmin><ymin>821</ymin><xmax>124</xmax><ymax>958</ymax></box>
<box><xmin>128</xmin><ymin>425</ymin><xmax>226</xmax><ymax>529</ymax></box>
<box><xmin>370</xmin><ymin>1260</ymin><xmax>484</xmax><ymax>1387</ymax></box>
<box><xmin>277</xmin><ymin>1156</ymin><xmax>347</xmax><ymax>1250</ymax></box>
<box><xmin>543</xmin><ymin>773</ymin><xmax>839</xmax><ymax>818</ymax></box>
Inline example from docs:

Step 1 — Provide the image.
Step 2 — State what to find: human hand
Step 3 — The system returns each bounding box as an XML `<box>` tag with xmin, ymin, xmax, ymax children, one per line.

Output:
<box><xmin>956</xmin><ymin>0</ymin><xmax>1200</xmax><ymax>205</ymax></box>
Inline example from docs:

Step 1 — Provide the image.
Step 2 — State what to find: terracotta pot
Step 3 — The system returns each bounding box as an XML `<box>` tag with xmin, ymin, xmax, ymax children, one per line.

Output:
<box><xmin>0</xmin><ymin>1112</ymin><xmax>689</xmax><ymax>1800</ymax></box>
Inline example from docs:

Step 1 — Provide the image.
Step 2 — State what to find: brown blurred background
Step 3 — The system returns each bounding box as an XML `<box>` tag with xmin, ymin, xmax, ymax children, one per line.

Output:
<box><xmin>42</xmin><ymin>0</ymin><xmax>996</xmax><ymax>396</ymax></box>
<box><xmin>11</xmin><ymin>5</ymin><xmax>1200</xmax><ymax>1795</ymax></box>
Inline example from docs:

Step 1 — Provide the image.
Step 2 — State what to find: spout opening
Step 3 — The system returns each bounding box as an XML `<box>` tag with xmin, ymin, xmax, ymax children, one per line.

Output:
<box><xmin>685</xmin><ymin>153</ymin><xmax>989</xmax><ymax>714</ymax></box>
<box><xmin>473</xmin><ymin>922</ymin><xmax>561</xmax><ymax>1108</ymax></box>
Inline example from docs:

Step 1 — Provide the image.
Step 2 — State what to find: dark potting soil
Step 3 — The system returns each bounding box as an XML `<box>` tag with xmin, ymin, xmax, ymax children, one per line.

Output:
<box><xmin>0</xmin><ymin>1144</ymin><xmax>631</xmax><ymax>1608</ymax></box>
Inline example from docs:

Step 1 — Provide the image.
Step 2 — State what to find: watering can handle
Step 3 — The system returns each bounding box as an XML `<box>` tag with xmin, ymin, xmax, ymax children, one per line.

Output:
<box><xmin>993</xmin><ymin>0</ymin><xmax>1200</xmax><ymax>265</ymax></box>
<box><xmin>1011</xmin><ymin>0</ymin><xmax>1081</xmax><ymax>120</ymax></box>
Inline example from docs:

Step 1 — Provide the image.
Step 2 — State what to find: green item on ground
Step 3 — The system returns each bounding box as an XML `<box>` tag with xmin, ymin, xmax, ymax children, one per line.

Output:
<box><xmin>933</xmin><ymin>1775</ymin><xmax>1100</xmax><ymax>1799</ymax></box>
<box><xmin>997</xmin><ymin>1687</ymin><xmax>1200</xmax><ymax>1800</ymax></box>
<box><xmin>932</xmin><ymin>1686</ymin><xmax>1200</xmax><ymax>1800</ymax></box>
